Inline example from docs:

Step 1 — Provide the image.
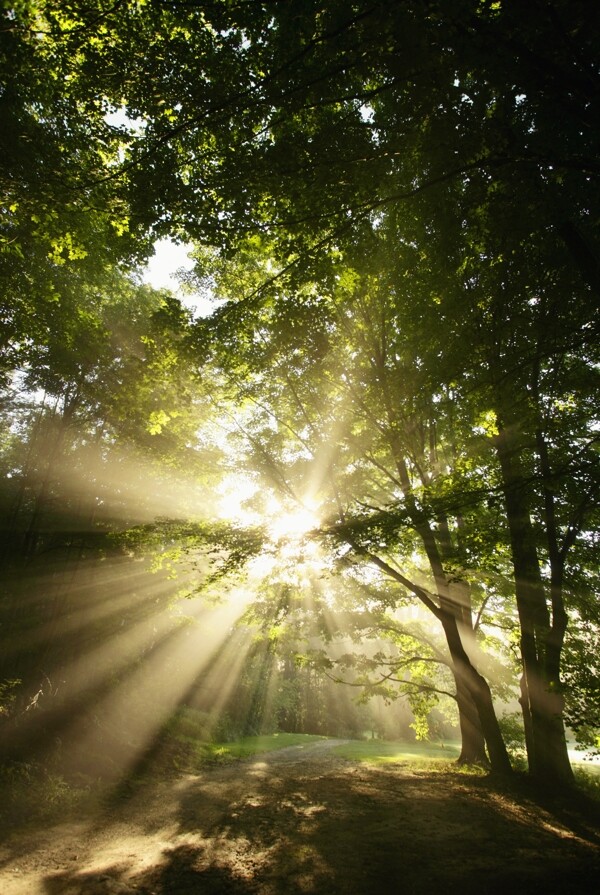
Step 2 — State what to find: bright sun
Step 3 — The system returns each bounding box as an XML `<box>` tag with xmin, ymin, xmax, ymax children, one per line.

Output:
<box><xmin>217</xmin><ymin>475</ymin><xmax>321</xmax><ymax>543</ymax></box>
<box><xmin>268</xmin><ymin>504</ymin><xmax>320</xmax><ymax>542</ymax></box>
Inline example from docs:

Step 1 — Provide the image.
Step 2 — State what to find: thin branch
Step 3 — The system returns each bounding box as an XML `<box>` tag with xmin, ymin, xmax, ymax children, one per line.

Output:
<box><xmin>324</xmin><ymin>669</ymin><xmax>456</xmax><ymax>701</ymax></box>
<box><xmin>473</xmin><ymin>593</ymin><xmax>491</xmax><ymax>633</ymax></box>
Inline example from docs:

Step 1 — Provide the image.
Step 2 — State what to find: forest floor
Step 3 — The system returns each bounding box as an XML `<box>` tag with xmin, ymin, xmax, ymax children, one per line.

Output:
<box><xmin>1</xmin><ymin>738</ymin><xmax>600</xmax><ymax>895</ymax></box>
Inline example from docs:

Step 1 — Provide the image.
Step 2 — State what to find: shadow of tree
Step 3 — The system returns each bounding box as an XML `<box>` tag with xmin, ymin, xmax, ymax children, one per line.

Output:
<box><xmin>141</xmin><ymin>843</ymin><xmax>258</xmax><ymax>894</ymax></box>
<box><xmin>43</xmin><ymin>850</ymin><xmax>257</xmax><ymax>894</ymax></box>
<box><xmin>146</xmin><ymin>760</ymin><xmax>600</xmax><ymax>894</ymax></box>
<box><xmin>35</xmin><ymin>753</ymin><xmax>600</xmax><ymax>895</ymax></box>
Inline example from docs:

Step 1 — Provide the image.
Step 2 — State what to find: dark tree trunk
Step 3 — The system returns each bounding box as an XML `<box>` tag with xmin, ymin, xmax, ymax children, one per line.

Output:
<box><xmin>494</xmin><ymin>420</ymin><xmax>574</xmax><ymax>785</ymax></box>
<box><xmin>519</xmin><ymin>673</ymin><xmax>535</xmax><ymax>765</ymax></box>
<box><xmin>455</xmin><ymin>677</ymin><xmax>489</xmax><ymax>766</ymax></box>
<box><xmin>440</xmin><ymin>610</ymin><xmax>512</xmax><ymax>775</ymax></box>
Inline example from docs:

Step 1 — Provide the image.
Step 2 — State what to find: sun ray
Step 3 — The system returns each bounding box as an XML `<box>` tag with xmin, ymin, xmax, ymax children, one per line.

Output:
<box><xmin>21</xmin><ymin>588</ymin><xmax>255</xmax><ymax>779</ymax></box>
<box><xmin>266</xmin><ymin>500</ymin><xmax>320</xmax><ymax>543</ymax></box>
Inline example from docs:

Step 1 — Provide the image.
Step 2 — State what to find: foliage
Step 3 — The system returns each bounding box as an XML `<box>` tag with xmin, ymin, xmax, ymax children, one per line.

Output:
<box><xmin>572</xmin><ymin>766</ymin><xmax>600</xmax><ymax>802</ymax></box>
<box><xmin>0</xmin><ymin>760</ymin><xmax>94</xmax><ymax>831</ymax></box>
<box><xmin>0</xmin><ymin>679</ymin><xmax>21</xmax><ymax>718</ymax></box>
<box><xmin>562</xmin><ymin>616</ymin><xmax>600</xmax><ymax>756</ymax></box>
<box><xmin>1</xmin><ymin>0</ymin><xmax>599</xmax><ymax>789</ymax></box>
<box><xmin>114</xmin><ymin>518</ymin><xmax>267</xmax><ymax>597</ymax></box>
<box><xmin>497</xmin><ymin>712</ymin><xmax>527</xmax><ymax>766</ymax></box>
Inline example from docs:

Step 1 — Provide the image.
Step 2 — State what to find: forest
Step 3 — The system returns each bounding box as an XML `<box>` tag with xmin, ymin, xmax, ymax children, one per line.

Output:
<box><xmin>1</xmin><ymin>1</ymin><xmax>600</xmax><ymax>891</ymax></box>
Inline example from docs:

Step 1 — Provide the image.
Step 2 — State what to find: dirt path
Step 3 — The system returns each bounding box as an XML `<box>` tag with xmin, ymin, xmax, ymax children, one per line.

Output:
<box><xmin>1</xmin><ymin>740</ymin><xmax>599</xmax><ymax>894</ymax></box>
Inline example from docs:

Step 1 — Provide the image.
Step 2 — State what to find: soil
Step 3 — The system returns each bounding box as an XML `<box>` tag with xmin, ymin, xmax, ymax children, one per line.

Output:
<box><xmin>1</xmin><ymin>739</ymin><xmax>599</xmax><ymax>895</ymax></box>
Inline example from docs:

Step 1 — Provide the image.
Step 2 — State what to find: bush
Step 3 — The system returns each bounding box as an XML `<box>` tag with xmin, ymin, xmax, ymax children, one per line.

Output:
<box><xmin>0</xmin><ymin>760</ymin><xmax>93</xmax><ymax>830</ymax></box>
<box><xmin>573</xmin><ymin>766</ymin><xmax>600</xmax><ymax>801</ymax></box>
<box><xmin>162</xmin><ymin>706</ymin><xmax>211</xmax><ymax>742</ymax></box>
<box><xmin>0</xmin><ymin>678</ymin><xmax>21</xmax><ymax>718</ymax></box>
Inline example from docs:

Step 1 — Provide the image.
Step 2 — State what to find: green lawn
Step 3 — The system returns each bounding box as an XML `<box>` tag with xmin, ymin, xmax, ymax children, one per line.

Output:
<box><xmin>571</xmin><ymin>758</ymin><xmax>600</xmax><ymax>774</ymax></box>
<box><xmin>208</xmin><ymin>735</ymin><xmax>464</xmax><ymax>767</ymax></box>
<box><xmin>169</xmin><ymin>722</ymin><xmax>600</xmax><ymax>793</ymax></box>
<box><xmin>210</xmin><ymin>735</ymin><xmax>464</xmax><ymax>766</ymax></box>
<box><xmin>206</xmin><ymin>732</ymin><xmax>328</xmax><ymax>762</ymax></box>
<box><xmin>332</xmin><ymin>739</ymin><xmax>462</xmax><ymax>766</ymax></box>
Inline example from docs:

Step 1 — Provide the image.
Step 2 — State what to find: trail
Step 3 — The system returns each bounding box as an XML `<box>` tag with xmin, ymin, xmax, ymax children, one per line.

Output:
<box><xmin>1</xmin><ymin>740</ymin><xmax>599</xmax><ymax>894</ymax></box>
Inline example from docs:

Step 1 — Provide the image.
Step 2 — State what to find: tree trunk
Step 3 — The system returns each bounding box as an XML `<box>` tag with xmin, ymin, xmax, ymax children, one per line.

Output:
<box><xmin>440</xmin><ymin>609</ymin><xmax>512</xmax><ymax>775</ymax></box>
<box><xmin>519</xmin><ymin>673</ymin><xmax>535</xmax><ymax>764</ymax></box>
<box><xmin>373</xmin><ymin>356</ymin><xmax>505</xmax><ymax>770</ymax></box>
<box><xmin>494</xmin><ymin>420</ymin><xmax>574</xmax><ymax>785</ymax></box>
<box><xmin>530</xmin><ymin>687</ymin><xmax>573</xmax><ymax>783</ymax></box>
<box><xmin>449</xmin><ymin>581</ymin><xmax>489</xmax><ymax>765</ymax></box>
<box><xmin>455</xmin><ymin>677</ymin><xmax>489</xmax><ymax>765</ymax></box>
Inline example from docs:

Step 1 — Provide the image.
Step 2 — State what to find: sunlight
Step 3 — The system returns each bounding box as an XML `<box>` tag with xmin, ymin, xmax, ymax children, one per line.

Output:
<box><xmin>2</xmin><ymin>549</ymin><xmax>256</xmax><ymax>784</ymax></box>
<box><xmin>266</xmin><ymin>499</ymin><xmax>320</xmax><ymax>543</ymax></box>
<box><xmin>43</xmin><ymin>582</ymin><xmax>255</xmax><ymax>781</ymax></box>
<box><xmin>143</xmin><ymin>237</ymin><xmax>194</xmax><ymax>291</ymax></box>
<box><xmin>217</xmin><ymin>474</ymin><xmax>322</xmax><ymax>546</ymax></box>
<box><xmin>217</xmin><ymin>474</ymin><xmax>259</xmax><ymax>526</ymax></box>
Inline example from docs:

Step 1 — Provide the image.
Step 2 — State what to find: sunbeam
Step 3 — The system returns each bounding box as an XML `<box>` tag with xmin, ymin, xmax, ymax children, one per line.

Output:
<box><xmin>265</xmin><ymin>498</ymin><xmax>320</xmax><ymax>543</ymax></box>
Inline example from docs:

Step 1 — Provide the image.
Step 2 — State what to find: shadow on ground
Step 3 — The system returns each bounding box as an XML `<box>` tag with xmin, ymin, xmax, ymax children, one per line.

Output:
<box><xmin>13</xmin><ymin>745</ymin><xmax>600</xmax><ymax>894</ymax></box>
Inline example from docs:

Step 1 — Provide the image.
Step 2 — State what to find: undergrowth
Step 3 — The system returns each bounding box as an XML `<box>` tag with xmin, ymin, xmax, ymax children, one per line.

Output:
<box><xmin>0</xmin><ymin>760</ymin><xmax>97</xmax><ymax>831</ymax></box>
<box><xmin>573</xmin><ymin>765</ymin><xmax>600</xmax><ymax>801</ymax></box>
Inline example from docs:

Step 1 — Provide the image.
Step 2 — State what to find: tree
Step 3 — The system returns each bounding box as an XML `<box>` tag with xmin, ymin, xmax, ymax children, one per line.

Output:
<box><xmin>5</xmin><ymin>0</ymin><xmax>599</xmax><ymax>783</ymax></box>
<box><xmin>1</xmin><ymin>0</ymin><xmax>152</xmax><ymax>390</ymax></box>
<box><xmin>184</xmin><ymin>160</ymin><xmax>599</xmax><ymax>781</ymax></box>
<box><xmin>184</xmin><ymin>237</ymin><xmax>516</xmax><ymax>771</ymax></box>
<box><xmin>123</xmin><ymin>0</ymin><xmax>596</xmax><ymax>784</ymax></box>
<box><xmin>0</xmin><ymin>250</ymin><xmax>231</xmax><ymax>766</ymax></box>
<box><xmin>399</xmin><ymin>156</ymin><xmax>600</xmax><ymax>784</ymax></box>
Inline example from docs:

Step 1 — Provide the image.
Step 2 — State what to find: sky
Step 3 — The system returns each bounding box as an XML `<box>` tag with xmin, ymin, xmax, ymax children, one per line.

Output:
<box><xmin>142</xmin><ymin>238</ymin><xmax>194</xmax><ymax>291</ymax></box>
<box><xmin>104</xmin><ymin>106</ymin><xmax>205</xmax><ymax>314</ymax></box>
<box><xmin>141</xmin><ymin>237</ymin><xmax>214</xmax><ymax>317</ymax></box>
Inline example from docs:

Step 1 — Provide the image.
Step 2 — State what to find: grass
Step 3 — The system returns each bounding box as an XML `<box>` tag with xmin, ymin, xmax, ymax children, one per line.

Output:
<box><xmin>160</xmin><ymin>710</ymin><xmax>329</xmax><ymax>766</ymax></box>
<box><xmin>332</xmin><ymin>738</ymin><xmax>462</xmax><ymax>767</ymax></box>
<box><xmin>570</xmin><ymin>757</ymin><xmax>600</xmax><ymax>776</ymax></box>
<box><xmin>0</xmin><ymin>761</ymin><xmax>97</xmax><ymax>832</ymax></box>
<box><xmin>332</xmin><ymin>740</ymin><xmax>600</xmax><ymax>791</ymax></box>
<box><xmin>573</xmin><ymin>765</ymin><xmax>600</xmax><ymax>801</ymax></box>
<box><xmin>207</xmin><ymin>732</ymin><xmax>328</xmax><ymax>762</ymax></box>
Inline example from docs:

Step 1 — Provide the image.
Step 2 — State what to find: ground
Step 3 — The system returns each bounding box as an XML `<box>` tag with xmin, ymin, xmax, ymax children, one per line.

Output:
<box><xmin>1</xmin><ymin>740</ymin><xmax>599</xmax><ymax>894</ymax></box>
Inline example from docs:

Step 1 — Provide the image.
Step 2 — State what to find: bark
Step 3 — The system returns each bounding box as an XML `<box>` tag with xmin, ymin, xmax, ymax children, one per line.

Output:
<box><xmin>455</xmin><ymin>677</ymin><xmax>488</xmax><ymax>765</ymax></box>
<box><xmin>494</xmin><ymin>419</ymin><xmax>574</xmax><ymax>785</ymax></box>
<box><xmin>439</xmin><ymin>604</ymin><xmax>512</xmax><ymax>775</ymax></box>
<box><xmin>519</xmin><ymin>673</ymin><xmax>535</xmax><ymax>766</ymax></box>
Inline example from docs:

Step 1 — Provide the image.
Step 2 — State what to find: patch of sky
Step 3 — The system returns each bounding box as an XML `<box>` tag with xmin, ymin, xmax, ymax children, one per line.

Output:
<box><xmin>104</xmin><ymin>105</ymin><xmax>146</xmax><ymax>134</ymax></box>
<box><xmin>143</xmin><ymin>238</ymin><xmax>217</xmax><ymax>318</ymax></box>
<box><xmin>359</xmin><ymin>103</ymin><xmax>375</xmax><ymax>123</ymax></box>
